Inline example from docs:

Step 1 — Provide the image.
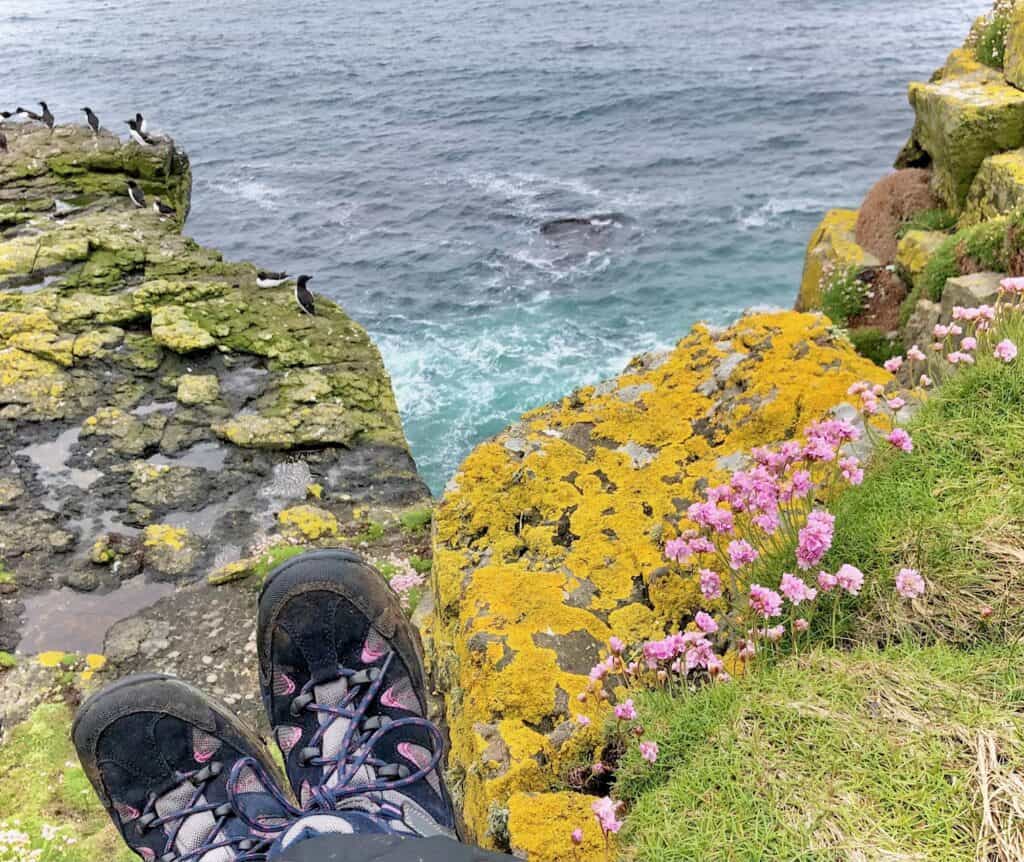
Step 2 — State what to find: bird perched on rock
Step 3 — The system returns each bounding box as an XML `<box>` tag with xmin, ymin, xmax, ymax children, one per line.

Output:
<box><xmin>0</xmin><ymin>111</ymin><xmax>16</xmax><ymax>122</ymax></box>
<box><xmin>39</xmin><ymin>101</ymin><xmax>54</xmax><ymax>128</ymax></box>
<box><xmin>82</xmin><ymin>107</ymin><xmax>100</xmax><ymax>134</ymax></box>
<box><xmin>0</xmin><ymin>132</ymin><xmax>7</xmax><ymax>153</ymax></box>
<box><xmin>127</xmin><ymin>180</ymin><xmax>146</xmax><ymax>208</ymax></box>
<box><xmin>135</xmin><ymin>112</ymin><xmax>148</xmax><ymax>133</ymax></box>
<box><xmin>256</xmin><ymin>270</ymin><xmax>289</xmax><ymax>288</ymax></box>
<box><xmin>125</xmin><ymin>118</ymin><xmax>155</xmax><ymax>146</ymax></box>
<box><xmin>16</xmin><ymin>106</ymin><xmax>42</xmax><ymax>121</ymax></box>
<box><xmin>295</xmin><ymin>275</ymin><xmax>316</xmax><ymax>316</ymax></box>
<box><xmin>152</xmin><ymin>198</ymin><xmax>176</xmax><ymax>219</ymax></box>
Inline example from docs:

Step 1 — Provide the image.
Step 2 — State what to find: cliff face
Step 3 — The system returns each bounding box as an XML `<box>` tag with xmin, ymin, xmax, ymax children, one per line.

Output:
<box><xmin>427</xmin><ymin>312</ymin><xmax>887</xmax><ymax>855</ymax></box>
<box><xmin>0</xmin><ymin>123</ymin><xmax>429</xmax><ymax>709</ymax></box>
<box><xmin>798</xmin><ymin>3</ymin><xmax>1024</xmax><ymax>361</ymax></box>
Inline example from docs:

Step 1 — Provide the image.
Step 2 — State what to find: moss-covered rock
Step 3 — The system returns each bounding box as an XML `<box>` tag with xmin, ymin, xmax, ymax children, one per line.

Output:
<box><xmin>962</xmin><ymin>148</ymin><xmax>1024</xmax><ymax>223</ymax></box>
<box><xmin>797</xmin><ymin>209</ymin><xmax>879</xmax><ymax>311</ymax></box>
<box><xmin>895</xmin><ymin>229</ymin><xmax>949</xmax><ymax>292</ymax></box>
<box><xmin>1003</xmin><ymin>1</ymin><xmax>1024</xmax><ymax>89</ymax></box>
<box><xmin>907</xmin><ymin>76</ymin><xmax>1024</xmax><ymax>208</ymax></box>
<box><xmin>176</xmin><ymin>373</ymin><xmax>220</xmax><ymax>405</ymax></box>
<box><xmin>428</xmin><ymin>311</ymin><xmax>889</xmax><ymax>850</ymax></box>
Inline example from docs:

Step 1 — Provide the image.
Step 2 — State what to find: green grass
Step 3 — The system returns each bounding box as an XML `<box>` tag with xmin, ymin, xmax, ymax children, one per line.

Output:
<box><xmin>0</xmin><ymin>651</ymin><xmax>15</xmax><ymax>669</ymax></box>
<box><xmin>251</xmin><ymin>544</ymin><xmax>306</xmax><ymax>583</ymax></box>
<box><xmin>399</xmin><ymin>507</ymin><xmax>433</xmax><ymax>535</ymax></box>
<box><xmin>820</xmin><ymin>266</ymin><xmax>869</xmax><ymax>327</ymax></box>
<box><xmin>896</xmin><ymin>207</ymin><xmax>957</xmax><ymax>239</ymax></box>
<box><xmin>920</xmin><ymin>218</ymin><xmax>1009</xmax><ymax>302</ymax></box>
<box><xmin>357</xmin><ymin>520</ymin><xmax>386</xmax><ymax>543</ymax></box>
<box><xmin>827</xmin><ymin>313</ymin><xmax>1024</xmax><ymax>646</ymax></box>
<box><xmin>976</xmin><ymin>10</ymin><xmax>1011</xmax><ymax>69</ymax></box>
<box><xmin>615</xmin><ymin>644</ymin><xmax>1024</xmax><ymax>862</ymax></box>
<box><xmin>0</xmin><ymin>703</ymin><xmax>134</xmax><ymax>862</ymax></box>
<box><xmin>409</xmin><ymin>555</ymin><xmax>433</xmax><ymax>574</ymax></box>
<box><xmin>846</xmin><ymin>327</ymin><xmax>900</xmax><ymax>366</ymax></box>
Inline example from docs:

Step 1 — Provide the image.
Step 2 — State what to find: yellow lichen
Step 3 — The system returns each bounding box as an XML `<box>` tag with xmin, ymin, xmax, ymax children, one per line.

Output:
<box><xmin>143</xmin><ymin>524</ymin><xmax>188</xmax><ymax>552</ymax></box>
<box><xmin>85</xmin><ymin>654</ymin><xmax>107</xmax><ymax>670</ymax></box>
<box><xmin>797</xmin><ymin>209</ymin><xmax>879</xmax><ymax>312</ymax></box>
<box><xmin>507</xmin><ymin>792</ymin><xmax>610</xmax><ymax>862</ymax></box>
<box><xmin>37</xmin><ymin>651</ymin><xmax>65</xmax><ymax>668</ymax></box>
<box><xmin>307</xmin><ymin>483</ymin><xmax>324</xmax><ymax>499</ymax></box>
<box><xmin>277</xmin><ymin>505</ymin><xmax>340</xmax><ymax>540</ymax></box>
<box><xmin>430</xmin><ymin>311</ymin><xmax>889</xmax><ymax>846</ymax></box>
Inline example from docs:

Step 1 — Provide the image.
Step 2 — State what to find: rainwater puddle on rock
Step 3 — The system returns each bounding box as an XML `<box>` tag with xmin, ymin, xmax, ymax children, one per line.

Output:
<box><xmin>16</xmin><ymin>426</ymin><xmax>102</xmax><ymax>495</ymax></box>
<box><xmin>11</xmin><ymin>273</ymin><xmax>62</xmax><ymax>293</ymax></box>
<box><xmin>15</xmin><ymin>578</ymin><xmax>175</xmax><ymax>655</ymax></box>
<box><xmin>148</xmin><ymin>441</ymin><xmax>228</xmax><ymax>472</ymax></box>
<box><xmin>164</xmin><ymin>501</ymin><xmax>230</xmax><ymax>537</ymax></box>
<box><xmin>132</xmin><ymin>400</ymin><xmax>176</xmax><ymax>416</ymax></box>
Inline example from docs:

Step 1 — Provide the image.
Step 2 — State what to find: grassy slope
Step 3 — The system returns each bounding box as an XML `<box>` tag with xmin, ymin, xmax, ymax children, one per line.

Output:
<box><xmin>0</xmin><ymin>703</ymin><xmax>133</xmax><ymax>862</ymax></box>
<box><xmin>616</xmin><ymin>645</ymin><xmax>1024</xmax><ymax>862</ymax></box>
<box><xmin>615</xmin><ymin>316</ymin><xmax>1024</xmax><ymax>859</ymax></box>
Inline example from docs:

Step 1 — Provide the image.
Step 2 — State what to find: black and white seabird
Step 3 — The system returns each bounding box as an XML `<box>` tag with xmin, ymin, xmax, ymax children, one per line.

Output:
<box><xmin>82</xmin><ymin>107</ymin><xmax>99</xmax><ymax>134</ymax></box>
<box><xmin>16</xmin><ymin>106</ymin><xmax>42</xmax><ymax>122</ymax></box>
<box><xmin>256</xmin><ymin>270</ymin><xmax>289</xmax><ymax>288</ymax></box>
<box><xmin>39</xmin><ymin>101</ymin><xmax>54</xmax><ymax>129</ymax></box>
<box><xmin>152</xmin><ymin>198</ymin><xmax>176</xmax><ymax>218</ymax></box>
<box><xmin>125</xmin><ymin>118</ymin><xmax>155</xmax><ymax>146</ymax></box>
<box><xmin>0</xmin><ymin>111</ymin><xmax>16</xmax><ymax>122</ymax></box>
<box><xmin>294</xmin><ymin>275</ymin><xmax>317</xmax><ymax>316</ymax></box>
<box><xmin>127</xmin><ymin>180</ymin><xmax>146</xmax><ymax>209</ymax></box>
<box><xmin>136</xmin><ymin>112</ymin><xmax>148</xmax><ymax>134</ymax></box>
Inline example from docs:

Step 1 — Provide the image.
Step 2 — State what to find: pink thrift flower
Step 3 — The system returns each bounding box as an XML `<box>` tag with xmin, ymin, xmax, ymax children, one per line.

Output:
<box><xmin>614</xmin><ymin>699</ymin><xmax>637</xmax><ymax>721</ymax></box>
<box><xmin>687</xmin><ymin>501</ymin><xmax>735</xmax><ymax>534</ymax></box>
<box><xmin>995</xmin><ymin>339</ymin><xmax>1018</xmax><ymax>363</ymax></box>
<box><xmin>946</xmin><ymin>351</ymin><xmax>974</xmax><ymax>365</ymax></box>
<box><xmin>571</xmin><ymin>828</ymin><xmax>584</xmax><ymax>846</ymax></box>
<box><xmin>789</xmin><ymin>469</ymin><xmax>813</xmax><ymax>499</ymax></box>
<box><xmin>794</xmin><ymin>618</ymin><xmax>810</xmax><ymax>632</ymax></box>
<box><xmin>639</xmin><ymin>741</ymin><xmax>659</xmax><ymax>764</ymax></box>
<box><xmin>748</xmin><ymin>584</ymin><xmax>783</xmax><ymax>618</ymax></box>
<box><xmin>780</xmin><ymin>572</ymin><xmax>817</xmax><ymax>605</ymax></box>
<box><xmin>847</xmin><ymin>381</ymin><xmax>869</xmax><ymax>396</ymax></box>
<box><xmin>727</xmin><ymin>539</ymin><xmax>759</xmax><ymax>570</ymax></box>
<box><xmin>949</xmin><ymin>324</ymin><xmax>963</xmax><ymax>337</ymax></box>
<box><xmin>817</xmin><ymin>570</ymin><xmax>838</xmax><ymax>592</ymax></box>
<box><xmin>694</xmin><ymin>611</ymin><xmax>718</xmax><ymax>634</ymax></box>
<box><xmin>933</xmin><ymin>324</ymin><xmax>949</xmax><ymax>339</ymax></box>
<box><xmin>887</xmin><ymin>428</ymin><xmax>913</xmax><ymax>453</ymax></box>
<box><xmin>895</xmin><ymin>567</ymin><xmax>925</xmax><ymax>599</ymax></box>
<box><xmin>608</xmin><ymin>636</ymin><xmax>625</xmax><ymax>655</ymax></box>
<box><xmin>999</xmin><ymin>276</ymin><xmax>1024</xmax><ymax>294</ymax></box>
<box><xmin>643</xmin><ymin>638</ymin><xmax>675</xmax><ymax>665</ymax></box>
<box><xmin>886</xmin><ymin>397</ymin><xmax>905</xmax><ymax>410</ymax></box>
<box><xmin>737</xmin><ymin>639</ymin><xmax>756</xmax><ymax>660</ymax></box>
<box><xmin>883</xmin><ymin>356</ymin><xmax>903</xmax><ymax>373</ymax></box>
<box><xmin>796</xmin><ymin>510</ymin><xmax>835</xmax><ymax>570</ymax></box>
<box><xmin>840</xmin><ymin>456</ymin><xmax>864</xmax><ymax>486</ymax></box>
<box><xmin>763</xmin><ymin>624</ymin><xmax>786</xmax><ymax>642</ymax></box>
<box><xmin>920</xmin><ymin>374</ymin><xmax>933</xmax><ymax>387</ymax></box>
<box><xmin>836</xmin><ymin>564</ymin><xmax>864</xmax><ymax>596</ymax></box>
<box><xmin>576</xmin><ymin>715</ymin><xmax>591</xmax><ymax>726</ymax></box>
<box><xmin>907</xmin><ymin>345</ymin><xmax>926</xmax><ymax>362</ymax></box>
<box><xmin>591</xmin><ymin>797</ymin><xmax>624</xmax><ymax>835</ymax></box>
<box><xmin>961</xmin><ymin>336</ymin><xmax>977</xmax><ymax>352</ymax></box>
<box><xmin>699</xmin><ymin>569</ymin><xmax>723</xmax><ymax>600</ymax></box>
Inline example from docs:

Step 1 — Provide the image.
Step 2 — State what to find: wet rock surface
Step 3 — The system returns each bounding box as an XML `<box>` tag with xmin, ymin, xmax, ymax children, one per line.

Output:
<box><xmin>0</xmin><ymin>124</ymin><xmax>431</xmax><ymax>695</ymax></box>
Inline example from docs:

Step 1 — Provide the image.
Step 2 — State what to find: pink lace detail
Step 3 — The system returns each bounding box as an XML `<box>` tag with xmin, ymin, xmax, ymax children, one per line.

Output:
<box><xmin>397</xmin><ymin>742</ymin><xmax>431</xmax><ymax>770</ymax></box>
<box><xmin>361</xmin><ymin>628</ymin><xmax>388</xmax><ymax>663</ymax></box>
<box><xmin>113</xmin><ymin>801</ymin><xmax>140</xmax><ymax>822</ymax></box>
<box><xmin>272</xmin><ymin>672</ymin><xmax>296</xmax><ymax>696</ymax></box>
<box><xmin>276</xmin><ymin>725</ymin><xmax>303</xmax><ymax>755</ymax></box>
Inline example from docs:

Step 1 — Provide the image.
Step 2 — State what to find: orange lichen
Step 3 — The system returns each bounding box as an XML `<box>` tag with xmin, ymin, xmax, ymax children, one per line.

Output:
<box><xmin>430</xmin><ymin>311</ymin><xmax>889</xmax><ymax>849</ymax></box>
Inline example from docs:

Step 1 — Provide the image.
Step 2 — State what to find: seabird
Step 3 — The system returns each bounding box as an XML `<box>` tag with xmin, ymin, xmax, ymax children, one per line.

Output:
<box><xmin>82</xmin><ymin>107</ymin><xmax>99</xmax><ymax>134</ymax></box>
<box><xmin>127</xmin><ymin>180</ymin><xmax>146</xmax><ymax>209</ymax></box>
<box><xmin>0</xmin><ymin>132</ymin><xmax>6</xmax><ymax>153</ymax></box>
<box><xmin>125</xmin><ymin>118</ymin><xmax>155</xmax><ymax>146</ymax></box>
<box><xmin>39</xmin><ymin>101</ymin><xmax>54</xmax><ymax>129</ymax></box>
<box><xmin>16</xmin><ymin>106</ymin><xmax>43</xmax><ymax>121</ymax></box>
<box><xmin>256</xmin><ymin>270</ymin><xmax>289</xmax><ymax>288</ymax></box>
<box><xmin>294</xmin><ymin>275</ymin><xmax>316</xmax><ymax>316</ymax></box>
<box><xmin>152</xmin><ymin>198</ymin><xmax>176</xmax><ymax>218</ymax></box>
<box><xmin>0</xmin><ymin>111</ymin><xmax>16</xmax><ymax>121</ymax></box>
<box><xmin>136</xmin><ymin>112</ymin><xmax>148</xmax><ymax>134</ymax></box>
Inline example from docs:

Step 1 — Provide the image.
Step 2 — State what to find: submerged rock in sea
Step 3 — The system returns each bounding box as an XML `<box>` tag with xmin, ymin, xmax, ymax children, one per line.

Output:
<box><xmin>0</xmin><ymin>123</ymin><xmax>430</xmax><ymax>665</ymax></box>
<box><xmin>427</xmin><ymin>310</ymin><xmax>888</xmax><ymax>853</ymax></box>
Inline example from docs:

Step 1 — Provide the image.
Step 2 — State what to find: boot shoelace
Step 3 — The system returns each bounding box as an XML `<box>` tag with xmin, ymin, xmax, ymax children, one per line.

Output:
<box><xmin>135</xmin><ymin>761</ymin><xmax>273</xmax><ymax>862</ymax></box>
<box><xmin>231</xmin><ymin>651</ymin><xmax>445</xmax><ymax>836</ymax></box>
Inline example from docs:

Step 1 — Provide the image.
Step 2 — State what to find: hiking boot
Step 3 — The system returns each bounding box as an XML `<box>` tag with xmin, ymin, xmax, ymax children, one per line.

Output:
<box><xmin>256</xmin><ymin>549</ymin><xmax>457</xmax><ymax>838</ymax></box>
<box><xmin>73</xmin><ymin>673</ymin><xmax>295</xmax><ymax>862</ymax></box>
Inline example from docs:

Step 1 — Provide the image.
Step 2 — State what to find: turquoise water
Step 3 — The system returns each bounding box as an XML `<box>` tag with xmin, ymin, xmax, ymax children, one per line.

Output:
<box><xmin>3</xmin><ymin>0</ymin><xmax>987</xmax><ymax>492</ymax></box>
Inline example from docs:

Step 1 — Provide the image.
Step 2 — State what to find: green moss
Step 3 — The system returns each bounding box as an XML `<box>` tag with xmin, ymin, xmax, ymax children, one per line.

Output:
<box><xmin>0</xmin><ymin>651</ymin><xmax>16</xmax><ymax>669</ymax></box>
<box><xmin>251</xmin><ymin>545</ymin><xmax>307</xmax><ymax>584</ymax></box>
<box><xmin>410</xmin><ymin>555</ymin><xmax>433</xmax><ymax>574</ymax></box>
<box><xmin>615</xmin><ymin>645</ymin><xmax>1024</xmax><ymax>862</ymax></box>
<box><xmin>919</xmin><ymin>217</ymin><xmax>1009</xmax><ymax>302</ymax></box>
<box><xmin>895</xmin><ymin>207</ymin><xmax>957</xmax><ymax>238</ymax></box>
<box><xmin>399</xmin><ymin>507</ymin><xmax>433</xmax><ymax>535</ymax></box>
<box><xmin>847</xmin><ymin>327</ymin><xmax>900</xmax><ymax>366</ymax></box>
<box><xmin>0</xmin><ymin>703</ymin><xmax>134</xmax><ymax>862</ymax></box>
<box><xmin>976</xmin><ymin>9</ymin><xmax>1011</xmax><ymax>69</ymax></box>
<box><xmin>358</xmin><ymin>521</ymin><xmax>386</xmax><ymax>543</ymax></box>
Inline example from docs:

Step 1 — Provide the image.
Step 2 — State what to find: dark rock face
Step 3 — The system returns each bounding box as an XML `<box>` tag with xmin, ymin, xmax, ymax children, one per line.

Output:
<box><xmin>0</xmin><ymin>123</ymin><xmax>430</xmax><ymax>656</ymax></box>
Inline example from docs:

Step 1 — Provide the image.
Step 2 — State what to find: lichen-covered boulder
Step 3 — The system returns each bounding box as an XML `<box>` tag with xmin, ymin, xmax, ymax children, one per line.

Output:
<box><xmin>962</xmin><ymin>148</ymin><xmax>1024</xmax><ymax>223</ymax></box>
<box><xmin>940</xmin><ymin>271</ymin><xmax>1004</xmax><ymax>317</ymax></box>
<box><xmin>1003</xmin><ymin>2</ymin><xmax>1024</xmax><ymax>90</ymax></box>
<box><xmin>429</xmin><ymin>311</ymin><xmax>888</xmax><ymax>853</ymax></box>
<box><xmin>797</xmin><ymin>209</ymin><xmax>880</xmax><ymax>311</ymax></box>
<box><xmin>907</xmin><ymin>77</ymin><xmax>1024</xmax><ymax>208</ymax></box>
<box><xmin>895</xmin><ymin>229</ymin><xmax>949</xmax><ymax>293</ymax></box>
